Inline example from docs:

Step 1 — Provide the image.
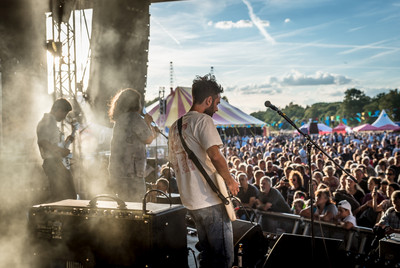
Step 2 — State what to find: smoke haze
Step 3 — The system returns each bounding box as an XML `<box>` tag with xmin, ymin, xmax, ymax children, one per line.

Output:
<box><xmin>0</xmin><ymin>0</ymin><xmax>154</xmax><ymax>267</ymax></box>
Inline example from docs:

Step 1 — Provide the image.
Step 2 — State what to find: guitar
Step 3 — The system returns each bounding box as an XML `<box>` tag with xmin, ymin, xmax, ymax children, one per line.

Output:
<box><xmin>60</xmin><ymin>122</ymin><xmax>79</xmax><ymax>169</ymax></box>
<box><xmin>215</xmin><ymin>172</ymin><xmax>237</xmax><ymax>221</ymax></box>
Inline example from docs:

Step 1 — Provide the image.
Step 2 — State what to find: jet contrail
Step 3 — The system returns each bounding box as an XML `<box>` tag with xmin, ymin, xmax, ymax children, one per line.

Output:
<box><xmin>242</xmin><ymin>0</ymin><xmax>276</xmax><ymax>44</ymax></box>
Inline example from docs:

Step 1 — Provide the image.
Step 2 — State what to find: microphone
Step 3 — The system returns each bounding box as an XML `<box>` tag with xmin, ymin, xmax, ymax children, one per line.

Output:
<box><xmin>264</xmin><ymin>101</ymin><xmax>278</xmax><ymax>111</ymax></box>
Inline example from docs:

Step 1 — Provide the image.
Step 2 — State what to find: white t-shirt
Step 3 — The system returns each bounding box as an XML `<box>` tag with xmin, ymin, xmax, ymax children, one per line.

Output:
<box><xmin>343</xmin><ymin>214</ymin><xmax>357</xmax><ymax>227</ymax></box>
<box><xmin>36</xmin><ymin>113</ymin><xmax>63</xmax><ymax>159</ymax></box>
<box><xmin>169</xmin><ymin>111</ymin><xmax>223</xmax><ymax>210</ymax></box>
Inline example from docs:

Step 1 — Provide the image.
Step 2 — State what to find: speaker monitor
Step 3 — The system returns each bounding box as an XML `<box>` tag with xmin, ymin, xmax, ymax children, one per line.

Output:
<box><xmin>309</xmin><ymin>122</ymin><xmax>319</xmax><ymax>135</ymax></box>
<box><xmin>264</xmin><ymin>233</ymin><xmax>343</xmax><ymax>267</ymax></box>
<box><xmin>232</xmin><ymin>220</ymin><xmax>269</xmax><ymax>267</ymax></box>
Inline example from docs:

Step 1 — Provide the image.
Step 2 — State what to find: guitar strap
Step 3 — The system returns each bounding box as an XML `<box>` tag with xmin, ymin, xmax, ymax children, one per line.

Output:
<box><xmin>177</xmin><ymin>117</ymin><xmax>229</xmax><ymax>205</ymax></box>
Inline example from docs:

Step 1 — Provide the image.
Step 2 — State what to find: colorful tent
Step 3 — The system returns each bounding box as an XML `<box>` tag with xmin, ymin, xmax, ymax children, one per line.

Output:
<box><xmin>372</xmin><ymin>110</ymin><xmax>398</xmax><ymax>130</ymax></box>
<box><xmin>353</xmin><ymin>123</ymin><xmax>378</xmax><ymax>132</ymax></box>
<box><xmin>146</xmin><ymin>87</ymin><xmax>266</xmax><ymax>128</ymax></box>
<box><xmin>377</xmin><ymin>124</ymin><xmax>400</xmax><ymax>131</ymax></box>
<box><xmin>332</xmin><ymin>122</ymin><xmax>349</xmax><ymax>134</ymax></box>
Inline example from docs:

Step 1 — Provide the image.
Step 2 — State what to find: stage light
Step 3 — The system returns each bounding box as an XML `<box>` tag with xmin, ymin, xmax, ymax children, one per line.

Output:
<box><xmin>46</xmin><ymin>40</ymin><xmax>62</xmax><ymax>57</ymax></box>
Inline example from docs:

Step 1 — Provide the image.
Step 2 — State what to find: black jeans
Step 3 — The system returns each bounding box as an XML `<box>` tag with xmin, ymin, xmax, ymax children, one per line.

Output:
<box><xmin>43</xmin><ymin>158</ymin><xmax>76</xmax><ymax>202</ymax></box>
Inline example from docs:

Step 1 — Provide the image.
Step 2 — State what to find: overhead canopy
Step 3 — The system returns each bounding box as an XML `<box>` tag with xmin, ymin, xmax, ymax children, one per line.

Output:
<box><xmin>353</xmin><ymin>123</ymin><xmax>378</xmax><ymax>132</ymax></box>
<box><xmin>333</xmin><ymin>122</ymin><xmax>349</xmax><ymax>133</ymax></box>
<box><xmin>372</xmin><ymin>110</ymin><xmax>398</xmax><ymax>130</ymax></box>
<box><xmin>146</xmin><ymin>87</ymin><xmax>266</xmax><ymax>128</ymax></box>
<box><xmin>377</xmin><ymin>124</ymin><xmax>400</xmax><ymax>131</ymax></box>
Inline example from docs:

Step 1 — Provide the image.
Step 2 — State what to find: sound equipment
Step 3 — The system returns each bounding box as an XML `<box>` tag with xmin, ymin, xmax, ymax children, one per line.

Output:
<box><xmin>232</xmin><ymin>220</ymin><xmax>269</xmax><ymax>267</ymax></box>
<box><xmin>264</xmin><ymin>233</ymin><xmax>343</xmax><ymax>267</ymax></box>
<box><xmin>156</xmin><ymin>193</ymin><xmax>182</xmax><ymax>204</ymax></box>
<box><xmin>309</xmin><ymin>122</ymin><xmax>319</xmax><ymax>135</ymax></box>
<box><xmin>28</xmin><ymin>196</ymin><xmax>188</xmax><ymax>267</ymax></box>
<box><xmin>379</xmin><ymin>235</ymin><xmax>400</xmax><ymax>261</ymax></box>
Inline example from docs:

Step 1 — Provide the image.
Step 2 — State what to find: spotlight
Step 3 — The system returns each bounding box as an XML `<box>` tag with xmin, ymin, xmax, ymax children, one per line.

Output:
<box><xmin>46</xmin><ymin>40</ymin><xmax>62</xmax><ymax>57</ymax></box>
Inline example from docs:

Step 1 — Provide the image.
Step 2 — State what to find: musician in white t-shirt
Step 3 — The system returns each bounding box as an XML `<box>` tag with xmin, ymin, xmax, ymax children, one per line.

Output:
<box><xmin>169</xmin><ymin>74</ymin><xmax>239</xmax><ymax>268</ymax></box>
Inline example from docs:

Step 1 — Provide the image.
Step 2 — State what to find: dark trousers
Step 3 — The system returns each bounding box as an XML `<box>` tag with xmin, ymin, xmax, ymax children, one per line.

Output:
<box><xmin>189</xmin><ymin>204</ymin><xmax>234</xmax><ymax>268</ymax></box>
<box><xmin>43</xmin><ymin>158</ymin><xmax>77</xmax><ymax>202</ymax></box>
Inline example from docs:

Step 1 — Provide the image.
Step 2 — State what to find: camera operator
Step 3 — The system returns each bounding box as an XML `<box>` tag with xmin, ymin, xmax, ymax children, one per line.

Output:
<box><xmin>274</xmin><ymin>165</ymin><xmax>293</xmax><ymax>200</ymax></box>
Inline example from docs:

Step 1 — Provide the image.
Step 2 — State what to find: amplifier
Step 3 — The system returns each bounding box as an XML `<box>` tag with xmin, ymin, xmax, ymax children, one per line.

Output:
<box><xmin>28</xmin><ymin>195</ymin><xmax>188</xmax><ymax>267</ymax></box>
<box><xmin>379</xmin><ymin>235</ymin><xmax>400</xmax><ymax>261</ymax></box>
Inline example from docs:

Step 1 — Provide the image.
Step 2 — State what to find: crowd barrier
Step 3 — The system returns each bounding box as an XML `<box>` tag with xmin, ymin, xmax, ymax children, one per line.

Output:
<box><xmin>245</xmin><ymin>209</ymin><xmax>375</xmax><ymax>254</ymax></box>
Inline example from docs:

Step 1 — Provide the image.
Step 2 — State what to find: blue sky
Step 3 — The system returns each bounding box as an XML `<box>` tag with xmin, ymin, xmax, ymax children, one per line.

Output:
<box><xmin>146</xmin><ymin>0</ymin><xmax>400</xmax><ymax>113</ymax></box>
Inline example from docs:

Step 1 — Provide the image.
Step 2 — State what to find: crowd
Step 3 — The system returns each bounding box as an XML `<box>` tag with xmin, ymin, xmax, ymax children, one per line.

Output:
<box><xmin>156</xmin><ymin>131</ymin><xmax>400</xmax><ymax>235</ymax></box>
<box><xmin>223</xmin><ymin>131</ymin><xmax>400</xmax><ymax>234</ymax></box>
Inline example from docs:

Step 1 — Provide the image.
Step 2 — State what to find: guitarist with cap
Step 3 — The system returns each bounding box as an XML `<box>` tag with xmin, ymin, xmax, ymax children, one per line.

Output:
<box><xmin>169</xmin><ymin>74</ymin><xmax>239</xmax><ymax>268</ymax></box>
<box><xmin>37</xmin><ymin>98</ymin><xmax>77</xmax><ymax>202</ymax></box>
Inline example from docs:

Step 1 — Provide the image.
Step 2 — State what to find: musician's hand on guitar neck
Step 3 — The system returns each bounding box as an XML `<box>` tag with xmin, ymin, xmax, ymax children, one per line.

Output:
<box><xmin>65</xmin><ymin>135</ymin><xmax>75</xmax><ymax>144</ymax></box>
<box><xmin>59</xmin><ymin>147</ymin><xmax>71</xmax><ymax>158</ymax></box>
<box><xmin>144</xmin><ymin>114</ymin><xmax>154</xmax><ymax>126</ymax></box>
<box><xmin>226</xmin><ymin>177</ymin><xmax>239</xmax><ymax>196</ymax></box>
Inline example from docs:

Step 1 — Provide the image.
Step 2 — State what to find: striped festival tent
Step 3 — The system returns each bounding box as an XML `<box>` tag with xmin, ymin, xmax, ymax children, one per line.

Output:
<box><xmin>146</xmin><ymin>87</ymin><xmax>266</xmax><ymax>129</ymax></box>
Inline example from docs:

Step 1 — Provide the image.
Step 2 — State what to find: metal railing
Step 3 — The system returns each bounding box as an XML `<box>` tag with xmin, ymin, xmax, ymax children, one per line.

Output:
<box><xmin>245</xmin><ymin>210</ymin><xmax>374</xmax><ymax>254</ymax></box>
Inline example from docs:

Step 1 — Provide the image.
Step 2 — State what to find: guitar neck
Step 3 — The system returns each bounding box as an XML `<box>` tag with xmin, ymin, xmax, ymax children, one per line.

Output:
<box><xmin>64</xmin><ymin>124</ymin><xmax>78</xmax><ymax>149</ymax></box>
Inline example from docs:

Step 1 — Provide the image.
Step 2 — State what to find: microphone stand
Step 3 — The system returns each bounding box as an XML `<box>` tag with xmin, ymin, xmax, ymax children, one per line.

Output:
<box><xmin>267</xmin><ymin>106</ymin><xmax>357</xmax><ymax>265</ymax></box>
<box><xmin>153</xmin><ymin>126</ymin><xmax>172</xmax><ymax>201</ymax></box>
<box><xmin>155</xmin><ymin>127</ymin><xmax>168</xmax><ymax>140</ymax></box>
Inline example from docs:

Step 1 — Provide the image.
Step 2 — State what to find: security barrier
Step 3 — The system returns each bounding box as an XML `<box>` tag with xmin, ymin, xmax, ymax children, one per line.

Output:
<box><xmin>251</xmin><ymin>210</ymin><xmax>374</xmax><ymax>254</ymax></box>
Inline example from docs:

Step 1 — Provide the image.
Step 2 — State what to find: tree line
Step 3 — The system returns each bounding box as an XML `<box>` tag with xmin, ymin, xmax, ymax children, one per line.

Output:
<box><xmin>250</xmin><ymin>89</ymin><xmax>400</xmax><ymax>129</ymax></box>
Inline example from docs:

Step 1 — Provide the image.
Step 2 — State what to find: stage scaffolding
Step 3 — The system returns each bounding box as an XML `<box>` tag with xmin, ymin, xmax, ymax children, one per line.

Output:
<box><xmin>46</xmin><ymin>3</ymin><xmax>91</xmax><ymax>101</ymax></box>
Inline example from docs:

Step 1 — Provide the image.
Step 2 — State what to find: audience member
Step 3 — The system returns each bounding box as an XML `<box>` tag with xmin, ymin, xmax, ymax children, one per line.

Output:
<box><xmin>256</xmin><ymin>177</ymin><xmax>291</xmax><ymax>213</ymax></box>
<box><xmin>235</xmin><ymin>172</ymin><xmax>259</xmax><ymax>220</ymax></box>
<box><xmin>292</xmin><ymin>198</ymin><xmax>305</xmax><ymax>215</ymax></box>
<box><xmin>335</xmin><ymin>200</ymin><xmax>357</xmax><ymax>230</ymax></box>
<box><xmin>375</xmin><ymin>190</ymin><xmax>400</xmax><ymax>234</ymax></box>
<box><xmin>300</xmin><ymin>188</ymin><xmax>337</xmax><ymax>222</ymax></box>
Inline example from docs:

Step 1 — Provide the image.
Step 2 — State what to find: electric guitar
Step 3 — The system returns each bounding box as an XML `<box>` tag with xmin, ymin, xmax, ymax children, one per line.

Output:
<box><xmin>60</xmin><ymin>122</ymin><xmax>79</xmax><ymax>169</ymax></box>
<box><xmin>215</xmin><ymin>172</ymin><xmax>237</xmax><ymax>221</ymax></box>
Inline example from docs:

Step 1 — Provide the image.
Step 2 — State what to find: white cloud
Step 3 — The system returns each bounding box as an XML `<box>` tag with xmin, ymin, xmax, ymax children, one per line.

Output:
<box><xmin>214</xmin><ymin>20</ymin><xmax>254</xmax><ymax>29</ymax></box>
<box><xmin>236</xmin><ymin>19</ymin><xmax>254</xmax><ymax>28</ymax></box>
<box><xmin>212</xmin><ymin>19</ymin><xmax>269</xmax><ymax>29</ymax></box>
<box><xmin>225</xmin><ymin>70</ymin><xmax>353</xmax><ymax>94</ymax></box>
<box><xmin>259</xmin><ymin>20</ymin><xmax>270</xmax><ymax>27</ymax></box>
<box><xmin>284</xmin><ymin>18</ymin><xmax>291</xmax><ymax>23</ymax></box>
<box><xmin>214</xmin><ymin>21</ymin><xmax>235</xmax><ymax>29</ymax></box>
<box><xmin>281</xmin><ymin>70</ymin><xmax>352</xmax><ymax>86</ymax></box>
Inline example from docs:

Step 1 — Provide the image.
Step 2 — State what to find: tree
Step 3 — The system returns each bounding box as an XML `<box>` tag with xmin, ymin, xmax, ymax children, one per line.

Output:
<box><xmin>378</xmin><ymin>89</ymin><xmax>400</xmax><ymax>121</ymax></box>
<box><xmin>304</xmin><ymin>102</ymin><xmax>340</xmax><ymax>122</ymax></box>
<box><xmin>249</xmin><ymin>88</ymin><xmax>399</xmax><ymax>129</ymax></box>
<box><xmin>283</xmin><ymin>102</ymin><xmax>305</xmax><ymax>119</ymax></box>
<box><xmin>341</xmin><ymin>88</ymin><xmax>371</xmax><ymax>116</ymax></box>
